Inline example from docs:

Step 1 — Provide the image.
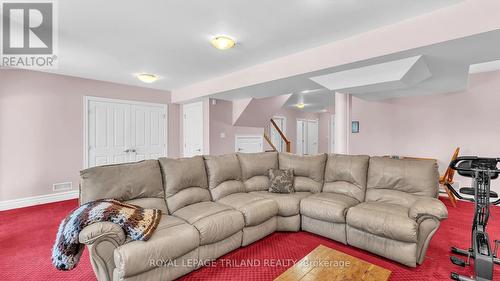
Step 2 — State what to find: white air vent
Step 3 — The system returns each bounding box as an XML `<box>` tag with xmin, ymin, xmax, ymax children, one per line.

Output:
<box><xmin>53</xmin><ymin>182</ymin><xmax>73</xmax><ymax>192</ymax></box>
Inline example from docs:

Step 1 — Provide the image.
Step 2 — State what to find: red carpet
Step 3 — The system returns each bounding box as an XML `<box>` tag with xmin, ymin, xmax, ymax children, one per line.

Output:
<box><xmin>1</xmin><ymin>198</ymin><xmax>499</xmax><ymax>281</ymax></box>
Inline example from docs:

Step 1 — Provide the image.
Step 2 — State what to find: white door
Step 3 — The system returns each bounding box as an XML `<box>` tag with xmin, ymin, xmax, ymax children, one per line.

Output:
<box><xmin>88</xmin><ymin>100</ymin><xmax>131</xmax><ymax>167</ymax></box>
<box><xmin>307</xmin><ymin>120</ymin><xmax>319</xmax><ymax>154</ymax></box>
<box><xmin>183</xmin><ymin>102</ymin><xmax>204</xmax><ymax>157</ymax></box>
<box><xmin>86</xmin><ymin>98</ymin><xmax>166</xmax><ymax>168</ymax></box>
<box><xmin>271</xmin><ymin>116</ymin><xmax>286</xmax><ymax>152</ymax></box>
<box><xmin>235</xmin><ymin>135</ymin><xmax>263</xmax><ymax>153</ymax></box>
<box><xmin>296</xmin><ymin>119</ymin><xmax>319</xmax><ymax>155</ymax></box>
<box><xmin>130</xmin><ymin>105</ymin><xmax>166</xmax><ymax>161</ymax></box>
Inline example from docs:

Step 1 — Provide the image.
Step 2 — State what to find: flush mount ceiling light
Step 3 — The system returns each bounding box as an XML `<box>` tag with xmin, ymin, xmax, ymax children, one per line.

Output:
<box><xmin>211</xmin><ymin>35</ymin><xmax>236</xmax><ymax>50</ymax></box>
<box><xmin>296</xmin><ymin>103</ymin><xmax>305</xmax><ymax>109</ymax></box>
<box><xmin>136</xmin><ymin>73</ymin><xmax>158</xmax><ymax>83</ymax></box>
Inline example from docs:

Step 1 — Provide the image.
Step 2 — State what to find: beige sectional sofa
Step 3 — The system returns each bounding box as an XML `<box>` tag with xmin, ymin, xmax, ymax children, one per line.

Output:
<box><xmin>79</xmin><ymin>152</ymin><xmax>448</xmax><ymax>281</ymax></box>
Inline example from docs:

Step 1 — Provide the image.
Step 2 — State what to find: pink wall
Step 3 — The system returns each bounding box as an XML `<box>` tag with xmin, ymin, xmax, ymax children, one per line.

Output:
<box><xmin>350</xmin><ymin>70</ymin><xmax>500</xmax><ymax>193</ymax></box>
<box><xmin>209</xmin><ymin>99</ymin><xmax>263</xmax><ymax>155</ymax></box>
<box><xmin>167</xmin><ymin>103</ymin><xmax>181</xmax><ymax>158</ymax></box>
<box><xmin>0</xmin><ymin>70</ymin><xmax>175</xmax><ymax>201</ymax></box>
<box><xmin>233</xmin><ymin>95</ymin><xmax>292</xmax><ymax>127</ymax></box>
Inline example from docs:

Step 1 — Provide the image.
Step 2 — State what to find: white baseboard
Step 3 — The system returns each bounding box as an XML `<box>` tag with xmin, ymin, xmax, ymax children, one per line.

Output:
<box><xmin>0</xmin><ymin>190</ymin><xmax>79</xmax><ymax>211</ymax></box>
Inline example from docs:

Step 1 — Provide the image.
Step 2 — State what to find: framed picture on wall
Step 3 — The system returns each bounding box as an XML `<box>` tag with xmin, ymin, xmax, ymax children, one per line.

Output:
<box><xmin>352</xmin><ymin>121</ymin><xmax>359</xmax><ymax>133</ymax></box>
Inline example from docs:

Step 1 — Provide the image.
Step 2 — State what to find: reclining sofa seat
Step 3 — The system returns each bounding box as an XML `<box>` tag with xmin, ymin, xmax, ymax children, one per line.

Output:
<box><xmin>345</xmin><ymin>156</ymin><xmax>448</xmax><ymax>267</ymax></box>
<box><xmin>79</xmin><ymin>160</ymin><xmax>200</xmax><ymax>281</ymax></box>
<box><xmin>300</xmin><ymin>154</ymin><xmax>369</xmax><ymax>244</ymax></box>
<box><xmin>203</xmin><ymin>154</ymin><xmax>279</xmax><ymax>246</ymax></box>
<box><xmin>250</xmin><ymin>152</ymin><xmax>327</xmax><ymax>231</ymax></box>
<box><xmin>159</xmin><ymin>156</ymin><xmax>245</xmax><ymax>263</ymax></box>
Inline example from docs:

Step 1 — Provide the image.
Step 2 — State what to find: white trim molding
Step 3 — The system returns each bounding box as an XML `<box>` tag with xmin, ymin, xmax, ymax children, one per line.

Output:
<box><xmin>0</xmin><ymin>190</ymin><xmax>79</xmax><ymax>211</ymax></box>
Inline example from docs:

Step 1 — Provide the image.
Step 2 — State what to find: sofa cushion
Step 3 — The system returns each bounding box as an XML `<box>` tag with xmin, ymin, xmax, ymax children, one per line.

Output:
<box><xmin>113</xmin><ymin>215</ymin><xmax>199</xmax><ymax>278</ymax></box>
<box><xmin>243</xmin><ymin>176</ymin><xmax>270</xmax><ymax>193</ymax></box>
<box><xmin>158</xmin><ymin>156</ymin><xmax>211</xmax><ymax>213</ymax></box>
<box><xmin>173</xmin><ymin>201</ymin><xmax>245</xmax><ymax>245</ymax></box>
<box><xmin>323</xmin><ymin>154</ymin><xmax>369</xmax><ymax>202</ymax></box>
<box><xmin>346</xmin><ymin>202</ymin><xmax>418</xmax><ymax>243</ymax></box>
<box><xmin>204</xmin><ymin>154</ymin><xmax>246</xmax><ymax>200</ymax></box>
<box><xmin>300</xmin><ymin>193</ymin><xmax>360</xmax><ymax>223</ymax></box>
<box><xmin>278</xmin><ymin>153</ymin><xmax>327</xmax><ymax>193</ymax></box>
<box><xmin>268</xmin><ymin>168</ymin><xmax>294</xmax><ymax>193</ymax></box>
<box><xmin>80</xmin><ymin>160</ymin><xmax>164</xmax><ymax>204</ymax></box>
<box><xmin>238</xmin><ymin>152</ymin><xmax>278</xmax><ymax>192</ymax></box>
<box><xmin>217</xmin><ymin>193</ymin><xmax>278</xmax><ymax>227</ymax></box>
<box><xmin>125</xmin><ymin>198</ymin><xmax>168</xmax><ymax>214</ymax></box>
<box><xmin>366</xmin><ymin>157</ymin><xmax>439</xmax><ymax>207</ymax></box>
<box><xmin>251</xmin><ymin>191</ymin><xmax>311</xmax><ymax>217</ymax></box>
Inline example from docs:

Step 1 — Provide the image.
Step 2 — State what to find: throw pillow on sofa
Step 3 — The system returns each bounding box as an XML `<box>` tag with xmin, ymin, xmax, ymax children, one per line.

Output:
<box><xmin>268</xmin><ymin>168</ymin><xmax>294</xmax><ymax>193</ymax></box>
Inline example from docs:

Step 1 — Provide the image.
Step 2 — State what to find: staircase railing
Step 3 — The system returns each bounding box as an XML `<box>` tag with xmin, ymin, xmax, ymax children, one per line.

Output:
<box><xmin>263</xmin><ymin>119</ymin><xmax>291</xmax><ymax>152</ymax></box>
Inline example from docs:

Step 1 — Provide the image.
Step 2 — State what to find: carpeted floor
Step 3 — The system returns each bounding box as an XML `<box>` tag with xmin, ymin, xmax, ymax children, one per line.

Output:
<box><xmin>0</xmin><ymin>197</ymin><xmax>499</xmax><ymax>281</ymax></box>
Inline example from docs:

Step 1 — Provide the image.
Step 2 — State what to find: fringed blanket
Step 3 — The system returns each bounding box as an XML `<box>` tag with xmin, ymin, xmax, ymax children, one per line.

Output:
<box><xmin>52</xmin><ymin>199</ymin><xmax>162</xmax><ymax>270</ymax></box>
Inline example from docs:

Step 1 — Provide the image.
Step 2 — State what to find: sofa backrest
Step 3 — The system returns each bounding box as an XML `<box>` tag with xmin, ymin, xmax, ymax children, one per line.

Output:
<box><xmin>323</xmin><ymin>154</ymin><xmax>369</xmax><ymax>202</ymax></box>
<box><xmin>204</xmin><ymin>154</ymin><xmax>246</xmax><ymax>200</ymax></box>
<box><xmin>366</xmin><ymin>156</ymin><xmax>439</xmax><ymax>207</ymax></box>
<box><xmin>238</xmin><ymin>152</ymin><xmax>278</xmax><ymax>192</ymax></box>
<box><xmin>79</xmin><ymin>160</ymin><xmax>166</xmax><ymax>211</ymax></box>
<box><xmin>158</xmin><ymin>156</ymin><xmax>211</xmax><ymax>213</ymax></box>
<box><xmin>278</xmin><ymin>153</ymin><xmax>327</xmax><ymax>193</ymax></box>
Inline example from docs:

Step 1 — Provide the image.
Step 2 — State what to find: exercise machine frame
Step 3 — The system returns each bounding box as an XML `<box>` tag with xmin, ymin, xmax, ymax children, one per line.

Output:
<box><xmin>445</xmin><ymin>156</ymin><xmax>500</xmax><ymax>281</ymax></box>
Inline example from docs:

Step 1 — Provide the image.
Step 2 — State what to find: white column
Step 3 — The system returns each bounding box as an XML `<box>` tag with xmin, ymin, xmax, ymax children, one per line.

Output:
<box><xmin>334</xmin><ymin>92</ymin><xmax>352</xmax><ymax>154</ymax></box>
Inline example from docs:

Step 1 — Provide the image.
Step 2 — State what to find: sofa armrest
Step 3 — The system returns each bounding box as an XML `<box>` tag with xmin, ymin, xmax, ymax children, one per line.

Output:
<box><xmin>79</xmin><ymin>222</ymin><xmax>126</xmax><ymax>281</ymax></box>
<box><xmin>79</xmin><ymin>221</ymin><xmax>126</xmax><ymax>245</ymax></box>
<box><xmin>409</xmin><ymin>198</ymin><xmax>448</xmax><ymax>221</ymax></box>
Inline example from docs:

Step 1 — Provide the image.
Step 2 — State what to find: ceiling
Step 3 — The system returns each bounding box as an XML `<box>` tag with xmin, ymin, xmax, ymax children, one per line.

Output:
<box><xmin>212</xmin><ymin>29</ymin><xmax>500</xmax><ymax>112</ymax></box>
<box><xmin>32</xmin><ymin>0</ymin><xmax>462</xmax><ymax>90</ymax></box>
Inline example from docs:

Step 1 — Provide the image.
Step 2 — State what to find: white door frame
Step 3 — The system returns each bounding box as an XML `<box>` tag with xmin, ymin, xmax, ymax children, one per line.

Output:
<box><xmin>235</xmin><ymin>134</ymin><xmax>264</xmax><ymax>153</ymax></box>
<box><xmin>83</xmin><ymin>96</ymin><xmax>168</xmax><ymax>169</ymax></box>
<box><xmin>182</xmin><ymin>101</ymin><xmax>204</xmax><ymax>157</ymax></box>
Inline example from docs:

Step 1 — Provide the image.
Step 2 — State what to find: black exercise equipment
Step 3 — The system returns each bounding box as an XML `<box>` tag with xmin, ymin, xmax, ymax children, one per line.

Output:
<box><xmin>445</xmin><ymin>156</ymin><xmax>500</xmax><ymax>281</ymax></box>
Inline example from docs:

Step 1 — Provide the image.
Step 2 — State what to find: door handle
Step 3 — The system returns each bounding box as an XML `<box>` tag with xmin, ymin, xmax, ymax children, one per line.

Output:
<box><xmin>196</xmin><ymin>149</ymin><xmax>201</xmax><ymax>152</ymax></box>
<box><xmin>124</xmin><ymin>148</ymin><xmax>136</xmax><ymax>153</ymax></box>
<box><xmin>124</xmin><ymin>149</ymin><xmax>130</xmax><ymax>153</ymax></box>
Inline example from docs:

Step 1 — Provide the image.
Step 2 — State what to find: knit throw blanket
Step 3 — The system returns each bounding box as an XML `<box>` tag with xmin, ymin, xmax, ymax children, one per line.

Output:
<box><xmin>52</xmin><ymin>199</ymin><xmax>162</xmax><ymax>271</ymax></box>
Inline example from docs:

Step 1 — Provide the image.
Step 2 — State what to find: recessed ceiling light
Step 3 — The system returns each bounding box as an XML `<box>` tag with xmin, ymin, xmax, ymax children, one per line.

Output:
<box><xmin>296</xmin><ymin>103</ymin><xmax>305</xmax><ymax>109</ymax></box>
<box><xmin>211</xmin><ymin>36</ymin><xmax>236</xmax><ymax>50</ymax></box>
<box><xmin>136</xmin><ymin>73</ymin><xmax>158</xmax><ymax>83</ymax></box>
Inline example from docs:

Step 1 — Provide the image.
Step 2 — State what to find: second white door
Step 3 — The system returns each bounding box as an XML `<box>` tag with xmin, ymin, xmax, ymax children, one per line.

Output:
<box><xmin>183</xmin><ymin>101</ymin><xmax>204</xmax><ymax>157</ymax></box>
